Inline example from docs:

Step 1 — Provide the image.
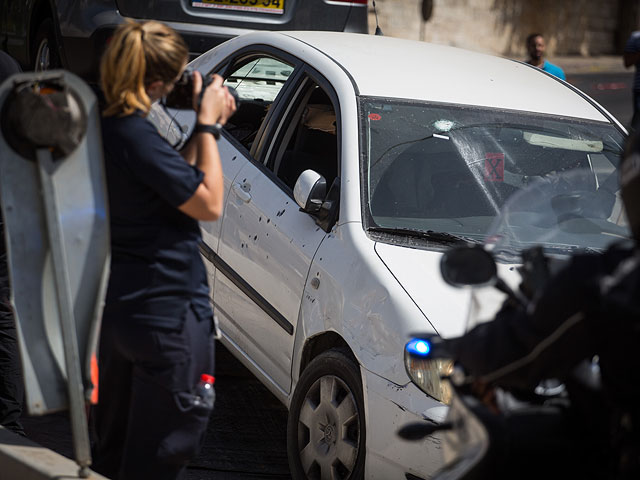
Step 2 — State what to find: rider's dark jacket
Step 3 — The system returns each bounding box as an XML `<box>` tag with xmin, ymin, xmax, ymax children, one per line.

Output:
<box><xmin>446</xmin><ymin>241</ymin><xmax>640</xmax><ymax>478</ymax></box>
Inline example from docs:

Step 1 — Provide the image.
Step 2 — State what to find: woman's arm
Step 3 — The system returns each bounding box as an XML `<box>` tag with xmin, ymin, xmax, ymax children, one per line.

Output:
<box><xmin>179</xmin><ymin>135</ymin><xmax>198</xmax><ymax>166</ymax></box>
<box><xmin>178</xmin><ymin>73</ymin><xmax>235</xmax><ymax>221</ymax></box>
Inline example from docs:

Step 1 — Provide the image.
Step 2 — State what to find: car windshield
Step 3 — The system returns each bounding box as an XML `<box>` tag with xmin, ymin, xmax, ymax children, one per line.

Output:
<box><xmin>361</xmin><ymin>97</ymin><xmax>629</xmax><ymax>249</ymax></box>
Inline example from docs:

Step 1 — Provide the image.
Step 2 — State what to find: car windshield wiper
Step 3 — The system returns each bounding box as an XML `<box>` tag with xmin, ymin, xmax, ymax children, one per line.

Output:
<box><xmin>544</xmin><ymin>245</ymin><xmax>604</xmax><ymax>255</ymax></box>
<box><xmin>492</xmin><ymin>244</ymin><xmax>604</xmax><ymax>263</ymax></box>
<box><xmin>367</xmin><ymin>226</ymin><xmax>478</xmax><ymax>245</ymax></box>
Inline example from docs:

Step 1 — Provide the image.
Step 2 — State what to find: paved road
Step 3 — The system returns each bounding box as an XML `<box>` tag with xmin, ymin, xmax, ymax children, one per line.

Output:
<box><xmin>20</xmin><ymin>342</ymin><xmax>292</xmax><ymax>479</ymax></box>
<box><xmin>186</xmin><ymin>343</ymin><xmax>290</xmax><ymax>479</ymax></box>
<box><xmin>567</xmin><ymin>71</ymin><xmax>634</xmax><ymax>128</ymax></box>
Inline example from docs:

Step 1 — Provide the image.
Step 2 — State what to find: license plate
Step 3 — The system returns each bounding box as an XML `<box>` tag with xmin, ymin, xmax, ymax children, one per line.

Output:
<box><xmin>191</xmin><ymin>0</ymin><xmax>284</xmax><ymax>14</ymax></box>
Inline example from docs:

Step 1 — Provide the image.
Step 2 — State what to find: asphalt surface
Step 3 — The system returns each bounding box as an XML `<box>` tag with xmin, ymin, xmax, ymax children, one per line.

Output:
<box><xmin>186</xmin><ymin>344</ymin><xmax>290</xmax><ymax>479</ymax></box>
<box><xmin>566</xmin><ymin>71</ymin><xmax>634</xmax><ymax>128</ymax></box>
<box><xmin>20</xmin><ymin>342</ymin><xmax>292</xmax><ymax>479</ymax></box>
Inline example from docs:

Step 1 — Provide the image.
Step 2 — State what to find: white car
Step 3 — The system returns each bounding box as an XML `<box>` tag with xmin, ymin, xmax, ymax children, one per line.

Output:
<box><xmin>158</xmin><ymin>31</ymin><xmax>628</xmax><ymax>479</ymax></box>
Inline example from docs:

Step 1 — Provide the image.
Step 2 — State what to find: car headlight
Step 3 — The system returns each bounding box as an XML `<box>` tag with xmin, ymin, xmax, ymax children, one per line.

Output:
<box><xmin>404</xmin><ymin>339</ymin><xmax>454</xmax><ymax>405</ymax></box>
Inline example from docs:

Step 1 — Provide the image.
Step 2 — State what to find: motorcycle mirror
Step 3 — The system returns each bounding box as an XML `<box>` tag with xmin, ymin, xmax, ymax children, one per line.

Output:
<box><xmin>440</xmin><ymin>245</ymin><xmax>497</xmax><ymax>288</ymax></box>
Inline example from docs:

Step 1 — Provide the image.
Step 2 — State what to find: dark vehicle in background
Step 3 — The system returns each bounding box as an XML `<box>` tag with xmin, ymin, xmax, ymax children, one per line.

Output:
<box><xmin>0</xmin><ymin>0</ymin><xmax>368</xmax><ymax>81</ymax></box>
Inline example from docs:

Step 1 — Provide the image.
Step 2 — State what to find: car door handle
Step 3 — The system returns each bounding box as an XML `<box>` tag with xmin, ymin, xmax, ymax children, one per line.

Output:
<box><xmin>232</xmin><ymin>182</ymin><xmax>252</xmax><ymax>203</ymax></box>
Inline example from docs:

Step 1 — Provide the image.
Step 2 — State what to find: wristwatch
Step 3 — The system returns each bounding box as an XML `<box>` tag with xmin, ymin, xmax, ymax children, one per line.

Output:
<box><xmin>194</xmin><ymin>123</ymin><xmax>222</xmax><ymax>140</ymax></box>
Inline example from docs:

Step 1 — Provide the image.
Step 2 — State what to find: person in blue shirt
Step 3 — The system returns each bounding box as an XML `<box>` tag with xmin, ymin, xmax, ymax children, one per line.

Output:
<box><xmin>526</xmin><ymin>33</ymin><xmax>566</xmax><ymax>81</ymax></box>
<box><xmin>92</xmin><ymin>19</ymin><xmax>235</xmax><ymax>480</ymax></box>
<box><xmin>624</xmin><ymin>31</ymin><xmax>640</xmax><ymax>130</ymax></box>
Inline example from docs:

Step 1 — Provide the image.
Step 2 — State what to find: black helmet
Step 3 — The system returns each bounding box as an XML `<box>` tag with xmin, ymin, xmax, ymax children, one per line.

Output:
<box><xmin>621</xmin><ymin>132</ymin><xmax>640</xmax><ymax>241</ymax></box>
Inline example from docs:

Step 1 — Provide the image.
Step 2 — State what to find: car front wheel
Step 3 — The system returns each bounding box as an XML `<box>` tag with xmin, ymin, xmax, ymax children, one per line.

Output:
<box><xmin>287</xmin><ymin>348</ymin><xmax>366</xmax><ymax>480</ymax></box>
<box><xmin>32</xmin><ymin>18</ymin><xmax>60</xmax><ymax>71</ymax></box>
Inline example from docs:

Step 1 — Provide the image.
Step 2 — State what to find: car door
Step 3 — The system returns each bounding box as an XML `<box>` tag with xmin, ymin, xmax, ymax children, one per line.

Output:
<box><xmin>165</xmin><ymin>51</ymin><xmax>298</xmax><ymax>302</ymax></box>
<box><xmin>214</xmin><ymin>55</ymin><xmax>341</xmax><ymax>395</ymax></box>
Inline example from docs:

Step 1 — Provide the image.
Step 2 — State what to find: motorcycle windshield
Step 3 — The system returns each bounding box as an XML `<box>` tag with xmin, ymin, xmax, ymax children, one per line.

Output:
<box><xmin>465</xmin><ymin>167</ymin><xmax>631</xmax><ymax>332</ymax></box>
<box><xmin>485</xmin><ymin>168</ymin><xmax>630</xmax><ymax>259</ymax></box>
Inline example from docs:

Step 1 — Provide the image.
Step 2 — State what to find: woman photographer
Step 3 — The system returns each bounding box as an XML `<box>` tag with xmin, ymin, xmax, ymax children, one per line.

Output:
<box><xmin>93</xmin><ymin>19</ymin><xmax>235</xmax><ymax>480</ymax></box>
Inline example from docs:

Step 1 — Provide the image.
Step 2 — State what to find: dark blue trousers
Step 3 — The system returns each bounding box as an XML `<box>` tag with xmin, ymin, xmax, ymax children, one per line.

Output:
<box><xmin>632</xmin><ymin>90</ymin><xmax>640</xmax><ymax>131</ymax></box>
<box><xmin>0</xmin><ymin>213</ymin><xmax>24</xmax><ymax>436</ymax></box>
<box><xmin>93</xmin><ymin>306</ymin><xmax>214</xmax><ymax>480</ymax></box>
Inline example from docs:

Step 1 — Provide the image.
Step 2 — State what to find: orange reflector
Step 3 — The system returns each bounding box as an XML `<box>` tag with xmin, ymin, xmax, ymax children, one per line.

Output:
<box><xmin>39</xmin><ymin>87</ymin><xmax>58</xmax><ymax>95</ymax></box>
<box><xmin>90</xmin><ymin>353</ymin><xmax>99</xmax><ymax>404</ymax></box>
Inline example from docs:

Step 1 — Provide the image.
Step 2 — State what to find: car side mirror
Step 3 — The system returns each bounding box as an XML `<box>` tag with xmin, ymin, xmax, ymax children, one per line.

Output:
<box><xmin>294</xmin><ymin>170</ymin><xmax>340</xmax><ymax>233</ymax></box>
<box><xmin>440</xmin><ymin>245</ymin><xmax>497</xmax><ymax>288</ymax></box>
<box><xmin>294</xmin><ymin>169</ymin><xmax>327</xmax><ymax>214</ymax></box>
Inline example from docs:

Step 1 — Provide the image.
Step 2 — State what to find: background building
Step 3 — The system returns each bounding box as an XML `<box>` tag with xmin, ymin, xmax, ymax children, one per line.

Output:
<box><xmin>370</xmin><ymin>0</ymin><xmax>640</xmax><ymax>57</ymax></box>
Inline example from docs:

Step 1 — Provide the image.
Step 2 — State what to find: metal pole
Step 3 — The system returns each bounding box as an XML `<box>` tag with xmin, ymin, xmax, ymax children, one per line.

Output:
<box><xmin>37</xmin><ymin>148</ymin><xmax>92</xmax><ymax>478</ymax></box>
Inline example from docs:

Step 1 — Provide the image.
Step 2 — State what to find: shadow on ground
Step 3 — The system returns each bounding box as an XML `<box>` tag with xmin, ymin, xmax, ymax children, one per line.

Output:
<box><xmin>20</xmin><ymin>341</ymin><xmax>291</xmax><ymax>480</ymax></box>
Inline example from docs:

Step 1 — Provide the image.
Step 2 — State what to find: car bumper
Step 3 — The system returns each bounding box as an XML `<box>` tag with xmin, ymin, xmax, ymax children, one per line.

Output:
<box><xmin>60</xmin><ymin>13</ymin><xmax>249</xmax><ymax>82</ymax></box>
<box><xmin>159</xmin><ymin>20</ymin><xmax>253</xmax><ymax>58</ymax></box>
<box><xmin>362</xmin><ymin>367</ymin><xmax>446</xmax><ymax>479</ymax></box>
<box><xmin>61</xmin><ymin>27</ymin><xmax>116</xmax><ymax>82</ymax></box>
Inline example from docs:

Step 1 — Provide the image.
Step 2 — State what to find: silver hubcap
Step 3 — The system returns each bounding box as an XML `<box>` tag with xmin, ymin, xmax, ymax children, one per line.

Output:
<box><xmin>297</xmin><ymin>375</ymin><xmax>360</xmax><ymax>480</ymax></box>
<box><xmin>35</xmin><ymin>39</ymin><xmax>50</xmax><ymax>71</ymax></box>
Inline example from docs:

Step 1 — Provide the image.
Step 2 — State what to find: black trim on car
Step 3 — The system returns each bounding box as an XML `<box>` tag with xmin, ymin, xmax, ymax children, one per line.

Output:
<box><xmin>215</xmin><ymin>44</ymin><xmax>344</xmax><ymax>211</ymax></box>
<box><xmin>214</xmin><ymin>45</ymin><xmax>305</xmax><ymax>159</ymax></box>
<box><xmin>199</xmin><ymin>241</ymin><xmax>294</xmax><ymax>335</ymax></box>
<box><xmin>256</xmin><ymin>65</ymin><xmax>343</xmax><ymax>194</ymax></box>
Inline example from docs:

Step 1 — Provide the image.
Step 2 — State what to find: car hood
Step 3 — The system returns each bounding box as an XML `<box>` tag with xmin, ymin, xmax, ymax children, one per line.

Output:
<box><xmin>374</xmin><ymin>242</ymin><xmax>519</xmax><ymax>338</ymax></box>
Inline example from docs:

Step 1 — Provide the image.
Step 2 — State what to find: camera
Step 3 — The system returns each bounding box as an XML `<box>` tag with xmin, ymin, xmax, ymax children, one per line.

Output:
<box><xmin>164</xmin><ymin>68</ymin><xmax>209</xmax><ymax>110</ymax></box>
<box><xmin>163</xmin><ymin>69</ymin><xmax>239</xmax><ymax>111</ymax></box>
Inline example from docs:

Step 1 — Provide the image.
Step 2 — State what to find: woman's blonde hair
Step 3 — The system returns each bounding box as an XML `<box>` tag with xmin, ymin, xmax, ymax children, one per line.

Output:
<box><xmin>100</xmin><ymin>19</ymin><xmax>188</xmax><ymax>117</ymax></box>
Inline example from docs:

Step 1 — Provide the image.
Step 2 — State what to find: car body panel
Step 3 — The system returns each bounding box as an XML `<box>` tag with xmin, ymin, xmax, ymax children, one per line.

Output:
<box><xmin>56</xmin><ymin>0</ymin><xmax>119</xmax><ymax>36</ymax></box>
<box><xmin>199</xmin><ymin>137</ymin><xmax>250</xmax><ymax>294</ymax></box>
<box><xmin>362</xmin><ymin>368</ymin><xmax>445</xmax><ymax>478</ymax></box>
<box><xmin>295</xmin><ymin>222</ymin><xmax>441</xmax><ymax>385</ymax></box>
<box><xmin>374</xmin><ymin>242</ymin><xmax>473</xmax><ymax>339</ymax></box>
<box><xmin>148</xmin><ymin>31</ymin><xmax>627</xmax><ymax>478</ymax></box>
<box><xmin>192</xmin><ymin>31</ymin><xmax>368</xmax><ymax>224</ymax></box>
<box><xmin>117</xmin><ymin>0</ymin><xmax>368</xmax><ymax>32</ymax></box>
<box><xmin>0</xmin><ymin>0</ymin><xmax>367</xmax><ymax>80</ymax></box>
<box><xmin>215</xmin><ymin>157</ymin><xmax>326</xmax><ymax>393</ymax></box>
<box><xmin>290</xmin><ymin>222</ymin><xmax>452</xmax><ymax>477</ymax></box>
<box><xmin>1</xmin><ymin>0</ymin><xmax>47</xmax><ymax>67</ymax></box>
<box><xmin>282</xmin><ymin>31</ymin><xmax>609</xmax><ymax>122</ymax></box>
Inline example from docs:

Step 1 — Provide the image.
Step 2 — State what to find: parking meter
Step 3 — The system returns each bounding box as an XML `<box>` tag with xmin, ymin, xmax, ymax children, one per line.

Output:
<box><xmin>0</xmin><ymin>70</ymin><xmax>109</xmax><ymax>476</ymax></box>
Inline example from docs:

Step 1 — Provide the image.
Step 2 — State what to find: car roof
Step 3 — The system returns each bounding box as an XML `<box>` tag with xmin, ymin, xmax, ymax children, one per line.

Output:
<box><xmin>275</xmin><ymin>31</ymin><xmax>609</xmax><ymax>123</ymax></box>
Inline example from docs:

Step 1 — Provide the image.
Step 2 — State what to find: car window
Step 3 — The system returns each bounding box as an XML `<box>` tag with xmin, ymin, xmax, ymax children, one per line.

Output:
<box><xmin>222</xmin><ymin>56</ymin><xmax>293</xmax><ymax>150</ymax></box>
<box><xmin>269</xmin><ymin>80</ymin><xmax>339</xmax><ymax>191</ymax></box>
<box><xmin>362</xmin><ymin>97</ymin><xmax>628</xmax><ymax>249</ymax></box>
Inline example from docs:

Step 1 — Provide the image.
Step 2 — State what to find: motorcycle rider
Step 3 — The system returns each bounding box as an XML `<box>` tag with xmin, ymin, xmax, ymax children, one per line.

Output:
<box><xmin>442</xmin><ymin>134</ymin><xmax>640</xmax><ymax>478</ymax></box>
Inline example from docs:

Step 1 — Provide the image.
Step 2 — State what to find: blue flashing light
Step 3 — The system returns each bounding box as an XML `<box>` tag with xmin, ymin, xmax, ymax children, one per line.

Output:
<box><xmin>407</xmin><ymin>339</ymin><xmax>431</xmax><ymax>357</ymax></box>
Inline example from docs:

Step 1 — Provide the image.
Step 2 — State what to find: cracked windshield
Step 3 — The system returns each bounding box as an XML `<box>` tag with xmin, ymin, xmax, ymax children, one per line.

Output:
<box><xmin>363</xmin><ymin>98</ymin><xmax>628</xmax><ymax>249</ymax></box>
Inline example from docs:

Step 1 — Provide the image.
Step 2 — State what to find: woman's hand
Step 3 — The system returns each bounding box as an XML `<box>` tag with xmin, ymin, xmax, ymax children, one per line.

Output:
<box><xmin>192</xmin><ymin>72</ymin><xmax>236</xmax><ymax>125</ymax></box>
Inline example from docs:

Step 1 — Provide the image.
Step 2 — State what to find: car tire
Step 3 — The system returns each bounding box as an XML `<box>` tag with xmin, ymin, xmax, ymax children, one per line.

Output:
<box><xmin>287</xmin><ymin>348</ymin><xmax>366</xmax><ymax>480</ymax></box>
<box><xmin>32</xmin><ymin>18</ymin><xmax>61</xmax><ymax>71</ymax></box>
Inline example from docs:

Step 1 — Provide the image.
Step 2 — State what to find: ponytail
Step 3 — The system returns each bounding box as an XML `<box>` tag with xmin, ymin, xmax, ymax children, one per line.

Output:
<box><xmin>100</xmin><ymin>19</ymin><xmax>188</xmax><ymax>117</ymax></box>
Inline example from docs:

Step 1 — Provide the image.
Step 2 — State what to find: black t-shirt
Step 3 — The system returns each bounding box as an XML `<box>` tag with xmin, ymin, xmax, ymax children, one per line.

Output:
<box><xmin>0</xmin><ymin>51</ymin><xmax>21</xmax><ymax>321</ymax></box>
<box><xmin>101</xmin><ymin>111</ymin><xmax>212</xmax><ymax>329</ymax></box>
